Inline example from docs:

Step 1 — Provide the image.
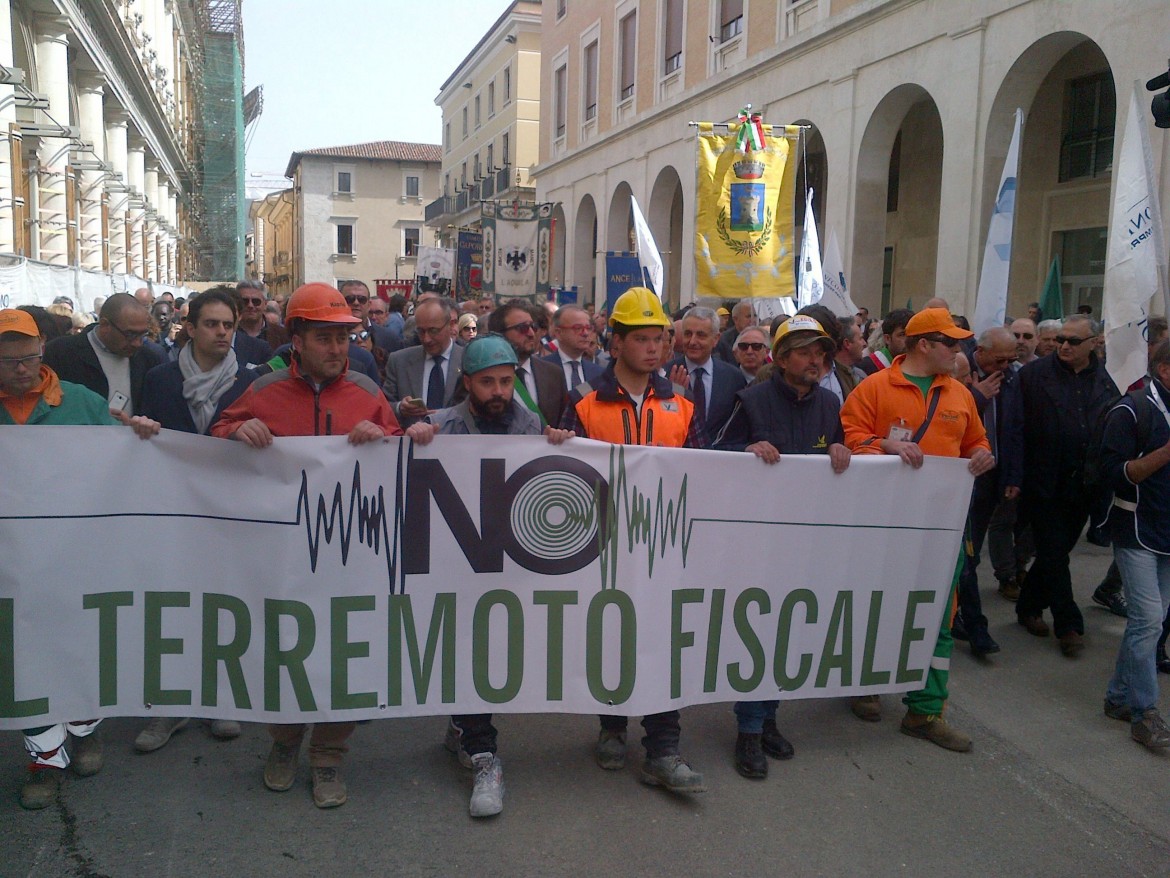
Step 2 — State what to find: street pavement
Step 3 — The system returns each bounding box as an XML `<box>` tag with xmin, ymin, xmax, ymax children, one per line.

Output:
<box><xmin>3</xmin><ymin>540</ymin><xmax>1168</xmax><ymax>877</ymax></box>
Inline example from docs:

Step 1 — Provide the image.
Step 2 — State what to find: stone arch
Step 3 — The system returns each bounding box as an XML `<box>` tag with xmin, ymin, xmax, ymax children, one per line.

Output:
<box><xmin>606</xmin><ymin>181</ymin><xmax>634</xmax><ymax>252</ymax></box>
<box><xmin>793</xmin><ymin>120</ymin><xmax>828</xmax><ymax>279</ymax></box>
<box><xmin>982</xmin><ymin>33</ymin><xmax>1116</xmax><ymax>319</ymax></box>
<box><xmin>573</xmin><ymin>194</ymin><xmax>598</xmax><ymax>306</ymax></box>
<box><xmin>852</xmin><ymin>84</ymin><xmax>944</xmax><ymax>313</ymax></box>
<box><xmin>648</xmin><ymin>164</ymin><xmax>684</xmax><ymax>311</ymax></box>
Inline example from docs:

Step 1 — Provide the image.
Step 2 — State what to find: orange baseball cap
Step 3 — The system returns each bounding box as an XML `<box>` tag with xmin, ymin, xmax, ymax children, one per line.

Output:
<box><xmin>0</xmin><ymin>309</ymin><xmax>40</xmax><ymax>337</ymax></box>
<box><xmin>905</xmin><ymin>307</ymin><xmax>972</xmax><ymax>339</ymax></box>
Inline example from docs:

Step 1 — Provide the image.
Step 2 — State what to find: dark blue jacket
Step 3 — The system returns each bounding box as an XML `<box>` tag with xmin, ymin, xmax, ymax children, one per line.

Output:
<box><xmin>234</xmin><ymin>330</ymin><xmax>273</xmax><ymax>368</ymax></box>
<box><xmin>968</xmin><ymin>362</ymin><xmax>1024</xmax><ymax>490</ymax></box>
<box><xmin>666</xmin><ymin>355</ymin><xmax>747</xmax><ymax>447</ymax></box>
<box><xmin>1102</xmin><ymin>380</ymin><xmax>1170</xmax><ymax>553</ymax></box>
<box><xmin>140</xmin><ymin>360</ymin><xmax>259</xmax><ymax>434</ymax></box>
<box><xmin>715</xmin><ymin>370</ymin><xmax>843</xmax><ymax>453</ymax></box>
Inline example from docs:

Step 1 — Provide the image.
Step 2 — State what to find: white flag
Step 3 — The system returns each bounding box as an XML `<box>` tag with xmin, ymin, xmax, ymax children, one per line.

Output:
<box><xmin>1104</xmin><ymin>82</ymin><xmax>1169</xmax><ymax>393</ymax></box>
<box><xmin>820</xmin><ymin>228</ymin><xmax>859</xmax><ymax>317</ymax></box>
<box><xmin>796</xmin><ymin>188</ymin><xmax>823</xmax><ymax>310</ymax></box>
<box><xmin>972</xmin><ymin>108</ymin><xmax>1023</xmax><ymax>335</ymax></box>
<box><xmin>630</xmin><ymin>196</ymin><xmax>664</xmax><ymax>297</ymax></box>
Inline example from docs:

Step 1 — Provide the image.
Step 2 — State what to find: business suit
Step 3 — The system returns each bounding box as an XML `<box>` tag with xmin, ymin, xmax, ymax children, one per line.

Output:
<box><xmin>43</xmin><ymin>326</ymin><xmax>162</xmax><ymax>413</ymax></box>
<box><xmin>542</xmin><ymin>350</ymin><xmax>603</xmax><ymax>391</ymax></box>
<box><xmin>667</xmin><ymin>355</ymin><xmax>747</xmax><ymax>446</ymax></box>
<box><xmin>382</xmin><ymin>342</ymin><xmax>464</xmax><ymax>424</ymax></box>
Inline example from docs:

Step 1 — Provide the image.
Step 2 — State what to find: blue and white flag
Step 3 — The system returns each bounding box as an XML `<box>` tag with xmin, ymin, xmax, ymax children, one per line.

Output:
<box><xmin>972</xmin><ymin>108</ymin><xmax>1023</xmax><ymax>335</ymax></box>
<box><xmin>820</xmin><ymin>228</ymin><xmax>859</xmax><ymax>318</ymax></box>
<box><xmin>1104</xmin><ymin>82</ymin><xmax>1168</xmax><ymax>392</ymax></box>
<box><xmin>630</xmin><ymin>196</ymin><xmax>664</xmax><ymax>297</ymax></box>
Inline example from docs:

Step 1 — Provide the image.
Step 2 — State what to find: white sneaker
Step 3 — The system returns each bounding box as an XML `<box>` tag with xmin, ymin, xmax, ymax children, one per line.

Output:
<box><xmin>209</xmin><ymin>720</ymin><xmax>241</xmax><ymax>740</ymax></box>
<box><xmin>469</xmin><ymin>753</ymin><xmax>504</xmax><ymax>817</ymax></box>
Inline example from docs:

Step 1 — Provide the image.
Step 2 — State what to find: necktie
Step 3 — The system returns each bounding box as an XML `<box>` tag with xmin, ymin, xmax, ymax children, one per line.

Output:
<box><xmin>570</xmin><ymin>360</ymin><xmax>582</xmax><ymax>389</ymax></box>
<box><xmin>691</xmin><ymin>366</ymin><xmax>707</xmax><ymax>417</ymax></box>
<box><xmin>426</xmin><ymin>354</ymin><xmax>445</xmax><ymax>408</ymax></box>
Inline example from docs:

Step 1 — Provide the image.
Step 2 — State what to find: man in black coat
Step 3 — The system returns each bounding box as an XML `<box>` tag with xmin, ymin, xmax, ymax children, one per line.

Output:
<box><xmin>43</xmin><ymin>292</ymin><xmax>162</xmax><ymax>415</ymax></box>
<box><xmin>668</xmin><ymin>305</ymin><xmax>747</xmax><ymax>446</ymax></box>
<box><xmin>1017</xmin><ymin>315</ymin><xmax>1119</xmax><ymax>656</ymax></box>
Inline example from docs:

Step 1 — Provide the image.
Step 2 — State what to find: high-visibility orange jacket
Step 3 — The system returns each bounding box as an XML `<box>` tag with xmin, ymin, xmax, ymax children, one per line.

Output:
<box><xmin>840</xmin><ymin>355</ymin><xmax>989</xmax><ymax>459</ymax></box>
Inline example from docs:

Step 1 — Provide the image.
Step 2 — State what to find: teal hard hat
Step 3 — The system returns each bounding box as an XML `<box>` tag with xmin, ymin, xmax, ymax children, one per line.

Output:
<box><xmin>462</xmin><ymin>333</ymin><xmax>518</xmax><ymax>375</ymax></box>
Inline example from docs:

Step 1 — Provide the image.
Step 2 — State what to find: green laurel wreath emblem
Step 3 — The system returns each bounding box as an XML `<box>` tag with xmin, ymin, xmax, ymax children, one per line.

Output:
<box><xmin>716</xmin><ymin>206</ymin><xmax>773</xmax><ymax>256</ymax></box>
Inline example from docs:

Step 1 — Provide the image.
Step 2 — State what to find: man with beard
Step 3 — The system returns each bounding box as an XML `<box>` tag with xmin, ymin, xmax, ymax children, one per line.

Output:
<box><xmin>714</xmin><ymin>316</ymin><xmax>849</xmax><ymax>777</ymax></box>
<box><xmin>405</xmin><ymin>334</ymin><xmax>574</xmax><ymax>816</ymax></box>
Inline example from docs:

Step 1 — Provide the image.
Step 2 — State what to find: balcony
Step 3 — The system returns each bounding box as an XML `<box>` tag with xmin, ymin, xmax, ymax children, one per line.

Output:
<box><xmin>425</xmin><ymin>196</ymin><xmax>453</xmax><ymax>223</ymax></box>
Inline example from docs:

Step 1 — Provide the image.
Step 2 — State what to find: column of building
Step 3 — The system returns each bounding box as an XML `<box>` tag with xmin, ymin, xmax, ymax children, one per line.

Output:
<box><xmin>126</xmin><ymin>141</ymin><xmax>146</xmax><ymax>277</ymax></box>
<box><xmin>105</xmin><ymin>111</ymin><xmax>129</xmax><ymax>273</ymax></box>
<box><xmin>0</xmin><ymin>1</ymin><xmax>17</xmax><ymax>254</ymax></box>
<box><xmin>75</xmin><ymin>75</ymin><xmax>107</xmax><ymax>272</ymax></box>
<box><xmin>143</xmin><ymin>161</ymin><xmax>158</xmax><ymax>280</ymax></box>
<box><xmin>33</xmin><ymin>16</ymin><xmax>71</xmax><ymax>265</ymax></box>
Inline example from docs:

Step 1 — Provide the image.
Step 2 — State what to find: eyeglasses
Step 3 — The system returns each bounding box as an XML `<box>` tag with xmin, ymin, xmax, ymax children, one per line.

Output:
<box><xmin>108</xmin><ymin>321</ymin><xmax>150</xmax><ymax>341</ymax></box>
<box><xmin>368</xmin><ymin>307</ymin><xmax>387</xmax><ymax>315</ymax></box>
<box><xmin>0</xmin><ymin>351</ymin><xmax>42</xmax><ymax>369</ymax></box>
<box><xmin>1055</xmin><ymin>335</ymin><xmax>1094</xmax><ymax>346</ymax></box>
<box><xmin>559</xmin><ymin>323</ymin><xmax>592</xmax><ymax>334</ymax></box>
<box><xmin>1013</xmin><ymin>332</ymin><xmax>1034</xmax><ymax>340</ymax></box>
<box><xmin>924</xmin><ymin>335</ymin><xmax>961</xmax><ymax>350</ymax></box>
<box><xmin>416</xmin><ymin>324</ymin><xmax>449</xmax><ymax>338</ymax></box>
<box><xmin>504</xmin><ymin>320</ymin><xmax>537</xmax><ymax>334</ymax></box>
<box><xmin>240</xmin><ymin>296</ymin><xmax>265</xmax><ymax>307</ymax></box>
<box><xmin>344</xmin><ymin>295</ymin><xmax>369</xmax><ymax>306</ymax></box>
<box><xmin>737</xmin><ymin>342</ymin><xmax>767</xmax><ymax>351</ymax></box>
<box><xmin>349</xmin><ymin>331</ymin><xmax>370</xmax><ymax>342</ymax></box>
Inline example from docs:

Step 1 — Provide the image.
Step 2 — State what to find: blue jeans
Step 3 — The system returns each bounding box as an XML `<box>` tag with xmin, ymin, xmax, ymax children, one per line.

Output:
<box><xmin>1106</xmin><ymin>547</ymin><xmax>1170</xmax><ymax>713</ymax></box>
<box><xmin>734</xmin><ymin>700</ymin><xmax>778</xmax><ymax>734</ymax></box>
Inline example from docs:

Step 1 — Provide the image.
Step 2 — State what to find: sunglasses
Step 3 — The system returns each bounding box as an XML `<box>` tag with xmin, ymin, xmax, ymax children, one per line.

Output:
<box><xmin>737</xmin><ymin>342</ymin><xmax>767</xmax><ymax>351</ymax></box>
<box><xmin>504</xmin><ymin>320</ymin><xmax>537</xmax><ymax>334</ymax></box>
<box><xmin>349</xmin><ymin>331</ymin><xmax>370</xmax><ymax>342</ymax></box>
<box><xmin>1055</xmin><ymin>335</ymin><xmax>1093</xmax><ymax>346</ymax></box>
<box><xmin>1013</xmin><ymin>332</ymin><xmax>1034</xmax><ymax>340</ymax></box>
<box><xmin>344</xmin><ymin>295</ymin><xmax>369</xmax><ymax>305</ymax></box>
<box><xmin>240</xmin><ymin>296</ymin><xmax>265</xmax><ymax>307</ymax></box>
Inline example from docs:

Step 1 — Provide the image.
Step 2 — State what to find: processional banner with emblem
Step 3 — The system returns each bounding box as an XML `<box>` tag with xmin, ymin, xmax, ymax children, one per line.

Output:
<box><xmin>694</xmin><ymin>113</ymin><xmax>801</xmax><ymax>299</ymax></box>
<box><xmin>481</xmin><ymin>202</ymin><xmax>554</xmax><ymax>301</ymax></box>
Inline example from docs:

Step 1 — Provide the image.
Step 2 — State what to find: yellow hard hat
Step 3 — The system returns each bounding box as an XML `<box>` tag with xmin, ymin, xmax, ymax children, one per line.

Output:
<box><xmin>608</xmin><ymin>286</ymin><xmax>671</xmax><ymax>329</ymax></box>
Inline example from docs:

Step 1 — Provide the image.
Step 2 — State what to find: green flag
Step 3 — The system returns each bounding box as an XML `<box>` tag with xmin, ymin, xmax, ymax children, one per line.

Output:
<box><xmin>1040</xmin><ymin>256</ymin><xmax>1062</xmax><ymax>321</ymax></box>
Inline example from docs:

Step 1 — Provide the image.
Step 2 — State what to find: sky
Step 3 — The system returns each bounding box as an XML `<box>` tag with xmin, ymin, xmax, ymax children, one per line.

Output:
<box><xmin>241</xmin><ymin>0</ymin><xmax>515</xmax><ymax>178</ymax></box>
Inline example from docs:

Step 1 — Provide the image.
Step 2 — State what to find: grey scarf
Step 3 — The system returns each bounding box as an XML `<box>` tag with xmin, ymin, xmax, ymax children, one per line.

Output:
<box><xmin>178</xmin><ymin>343</ymin><xmax>239</xmax><ymax>434</ymax></box>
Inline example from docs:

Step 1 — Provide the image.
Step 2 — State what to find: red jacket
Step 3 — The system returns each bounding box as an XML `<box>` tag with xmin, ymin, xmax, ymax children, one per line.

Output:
<box><xmin>211</xmin><ymin>360</ymin><xmax>402</xmax><ymax>439</ymax></box>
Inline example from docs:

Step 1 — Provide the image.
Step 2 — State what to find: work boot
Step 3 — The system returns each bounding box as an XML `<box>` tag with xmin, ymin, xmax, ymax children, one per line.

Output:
<box><xmin>900</xmin><ymin>711</ymin><xmax>972</xmax><ymax>752</ymax></box>
<box><xmin>851</xmin><ymin>695</ymin><xmax>882</xmax><ymax>722</ymax></box>
<box><xmin>1131</xmin><ymin>709</ymin><xmax>1170</xmax><ymax>750</ymax></box>
<box><xmin>468</xmin><ymin>753</ymin><xmax>504</xmax><ymax>817</ymax></box>
<box><xmin>760</xmin><ymin>718</ymin><xmax>795</xmax><ymax>759</ymax></box>
<box><xmin>1157</xmin><ymin>646</ymin><xmax>1170</xmax><ymax>675</ymax></box>
<box><xmin>311</xmin><ymin>766</ymin><xmax>347</xmax><ymax>808</ymax></box>
<box><xmin>1091</xmin><ymin>585</ymin><xmax>1128</xmax><ymax>618</ymax></box>
<box><xmin>734</xmin><ymin>733</ymin><xmax>767</xmax><ymax>779</ymax></box>
<box><xmin>134</xmin><ymin>717</ymin><xmax>189</xmax><ymax>753</ymax></box>
<box><xmin>209</xmin><ymin>720</ymin><xmax>241</xmax><ymax>740</ymax></box>
<box><xmin>594</xmin><ymin>729</ymin><xmax>627</xmax><ymax>771</ymax></box>
<box><xmin>640</xmin><ymin>755</ymin><xmax>706</xmax><ymax>793</ymax></box>
<box><xmin>19</xmin><ymin>768</ymin><xmax>62</xmax><ymax>810</ymax></box>
<box><xmin>997</xmin><ymin>578</ymin><xmax>1021</xmax><ymax>602</ymax></box>
<box><xmin>263</xmin><ymin>741</ymin><xmax>300</xmax><ymax>792</ymax></box>
<box><xmin>443</xmin><ymin>718</ymin><xmax>473</xmax><ymax>768</ymax></box>
<box><xmin>69</xmin><ymin>730</ymin><xmax>103</xmax><ymax>777</ymax></box>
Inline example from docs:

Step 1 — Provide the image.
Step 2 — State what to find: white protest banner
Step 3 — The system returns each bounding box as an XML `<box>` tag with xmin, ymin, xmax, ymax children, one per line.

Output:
<box><xmin>0</xmin><ymin>429</ymin><xmax>972</xmax><ymax>730</ymax></box>
<box><xmin>1103</xmin><ymin>82</ymin><xmax>1169</xmax><ymax>393</ymax></box>
<box><xmin>796</xmin><ymin>188</ymin><xmax>823</xmax><ymax>310</ymax></box>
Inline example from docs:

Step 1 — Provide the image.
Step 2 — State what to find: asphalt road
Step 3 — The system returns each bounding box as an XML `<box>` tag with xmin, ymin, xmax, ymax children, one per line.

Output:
<box><xmin>3</xmin><ymin>541</ymin><xmax>1168</xmax><ymax>878</ymax></box>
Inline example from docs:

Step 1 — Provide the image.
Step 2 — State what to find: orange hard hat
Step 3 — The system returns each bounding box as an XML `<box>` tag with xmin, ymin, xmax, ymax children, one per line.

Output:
<box><xmin>285</xmin><ymin>283</ymin><xmax>361</xmax><ymax>325</ymax></box>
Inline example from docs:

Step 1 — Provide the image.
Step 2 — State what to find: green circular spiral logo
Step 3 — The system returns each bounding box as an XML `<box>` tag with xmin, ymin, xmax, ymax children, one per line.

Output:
<box><xmin>508</xmin><ymin>471</ymin><xmax>597</xmax><ymax>560</ymax></box>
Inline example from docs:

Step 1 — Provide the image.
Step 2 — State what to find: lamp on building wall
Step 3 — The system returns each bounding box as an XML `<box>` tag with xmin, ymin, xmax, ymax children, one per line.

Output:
<box><xmin>462</xmin><ymin>82</ymin><xmax>472</xmax><ymax>89</ymax></box>
<box><xmin>505</xmin><ymin>34</ymin><xmax>517</xmax><ymax>44</ymax></box>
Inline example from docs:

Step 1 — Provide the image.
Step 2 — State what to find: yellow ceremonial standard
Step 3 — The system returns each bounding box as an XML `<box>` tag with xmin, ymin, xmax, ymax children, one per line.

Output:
<box><xmin>694</xmin><ymin>121</ymin><xmax>802</xmax><ymax>301</ymax></box>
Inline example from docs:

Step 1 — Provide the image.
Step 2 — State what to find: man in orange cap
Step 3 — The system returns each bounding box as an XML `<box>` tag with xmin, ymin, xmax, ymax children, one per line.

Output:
<box><xmin>1</xmin><ymin>308</ymin><xmax>160</xmax><ymax>810</ymax></box>
<box><xmin>211</xmin><ymin>283</ymin><xmax>403</xmax><ymax>809</ymax></box>
<box><xmin>840</xmin><ymin>307</ymin><xmax>994</xmax><ymax>751</ymax></box>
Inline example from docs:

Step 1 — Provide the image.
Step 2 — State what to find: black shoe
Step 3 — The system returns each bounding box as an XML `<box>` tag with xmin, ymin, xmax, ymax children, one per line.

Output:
<box><xmin>969</xmin><ymin>627</ymin><xmax>1001</xmax><ymax>657</ymax></box>
<box><xmin>1092</xmin><ymin>585</ymin><xmax>1128</xmax><ymax>618</ymax></box>
<box><xmin>951</xmin><ymin>616</ymin><xmax>969</xmax><ymax>642</ymax></box>
<box><xmin>734</xmin><ymin>733</ymin><xmax>768</xmax><ymax>778</ymax></box>
<box><xmin>1157</xmin><ymin>648</ymin><xmax>1170</xmax><ymax>675</ymax></box>
<box><xmin>760</xmin><ymin>719</ymin><xmax>795</xmax><ymax>760</ymax></box>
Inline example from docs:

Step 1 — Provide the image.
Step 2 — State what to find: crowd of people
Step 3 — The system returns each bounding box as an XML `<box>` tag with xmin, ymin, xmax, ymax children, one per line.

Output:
<box><xmin>4</xmin><ymin>278</ymin><xmax>1169</xmax><ymax>818</ymax></box>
